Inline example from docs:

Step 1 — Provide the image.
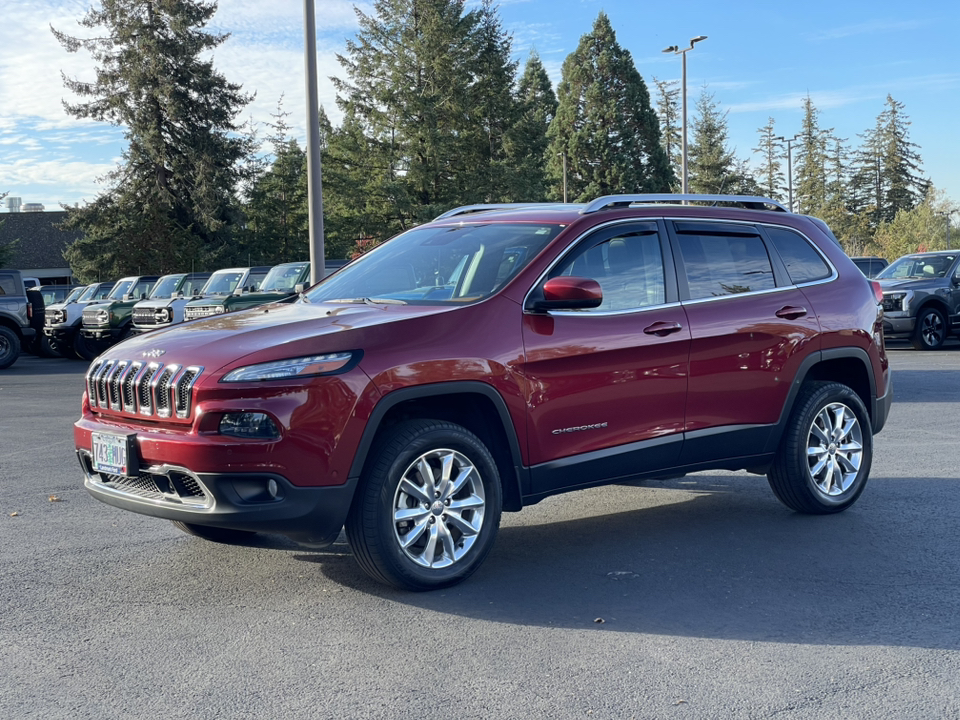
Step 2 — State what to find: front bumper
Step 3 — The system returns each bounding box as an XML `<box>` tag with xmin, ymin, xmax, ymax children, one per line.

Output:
<box><xmin>81</xmin><ymin>325</ymin><xmax>124</xmax><ymax>341</ymax></box>
<box><xmin>881</xmin><ymin>314</ymin><xmax>915</xmax><ymax>338</ymax></box>
<box><xmin>78</xmin><ymin>449</ymin><xmax>355</xmax><ymax>547</ymax></box>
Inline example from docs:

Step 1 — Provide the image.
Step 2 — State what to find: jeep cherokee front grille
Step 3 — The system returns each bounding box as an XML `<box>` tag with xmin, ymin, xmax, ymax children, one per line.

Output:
<box><xmin>86</xmin><ymin>359</ymin><xmax>203</xmax><ymax>420</ymax></box>
<box><xmin>79</xmin><ymin>453</ymin><xmax>213</xmax><ymax>509</ymax></box>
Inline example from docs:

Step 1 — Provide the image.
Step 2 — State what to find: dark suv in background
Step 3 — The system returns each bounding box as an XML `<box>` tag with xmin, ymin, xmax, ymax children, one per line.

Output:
<box><xmin>76</xmin><ymin>194</ymin><xmax>891</xmax><ymax>590</ymax></box>
<box><xmin>877</xmin><ymin>250</ymin><xmax>960</xmax><ymax>350</ymax></box>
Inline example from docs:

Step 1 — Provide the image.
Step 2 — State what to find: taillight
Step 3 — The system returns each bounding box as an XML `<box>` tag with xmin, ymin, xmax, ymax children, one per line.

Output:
<box><xmin>27</xmin><ymin>304</ymin><xmax>33</xmax><ymax>320</ymax></box>
<box><xmin>870</xmin><ymin>280</ymin><xmax>883</xmax><ymax>304</ymax></box>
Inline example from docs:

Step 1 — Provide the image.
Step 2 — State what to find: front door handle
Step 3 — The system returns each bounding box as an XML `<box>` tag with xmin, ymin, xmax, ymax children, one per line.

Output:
<box><xmin>643</xmin><ymin>321</ymin><xmax>683</xmax><ymax>336</ymax></box>
<box><xmin>775</xmin><ymin>306</ymin><xmax>808</xmax><ymax>320</ymax></box>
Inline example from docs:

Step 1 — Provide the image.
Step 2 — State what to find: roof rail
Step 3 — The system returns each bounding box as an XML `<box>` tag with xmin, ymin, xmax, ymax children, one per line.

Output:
<box><xmin>433</xmin><ymin>203</ymin><xmax>570</xmax><ymax>221</ymax></box>
<box><xmin>580</xmin><ymin>194</ymin><xmax>789</xmax><ymax>214</ymax></box>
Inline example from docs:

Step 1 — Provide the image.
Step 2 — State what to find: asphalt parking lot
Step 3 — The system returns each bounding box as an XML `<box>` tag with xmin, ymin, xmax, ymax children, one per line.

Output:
<box><xmin>2</xmin><ymin>342</ymin><xmax>959</xmax><ymax>719</ymax></box>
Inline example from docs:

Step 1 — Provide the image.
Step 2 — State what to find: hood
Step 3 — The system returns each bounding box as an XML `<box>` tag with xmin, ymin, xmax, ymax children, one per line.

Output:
<box><xmin>876</xmin><ymin>277</ymin><xmax>943</xmax><ymax>292</ymax></box>
<box><xmin>134</xmin><ymin>298</ymin><xmax>177</xmax><ymax>309</ymax></box>
<box><xmin>108</xmin><ymin>300</ymin><xmax>453</xmax><ymax>373</ymax></box>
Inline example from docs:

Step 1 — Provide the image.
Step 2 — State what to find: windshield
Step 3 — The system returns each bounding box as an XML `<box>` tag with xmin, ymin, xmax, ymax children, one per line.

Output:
<box><xmin>877</xmin><ymin>255</ymin><xmax>957</xmax><ymax>280</ymax></box>
<box><xmin>200</xmin><ymin>270</ymin><xmax>245</xmax><ymax>296</ymax></box>
<box><xmin>63</xmin><ymin>287</ymin><xmax>85</xmax><ymax>304</ymax></box>
<box><xmin>304</xmin><ymin>223</ymin><xmax>562</xmax><ymax>305</ymax></box>
<box><xmin>261</xmin><ymin>263</ymin><xmax>309</xmax><ymax>292</ymax></box>
<box><xmin>78</xmin><ymin>285</ymin><xmax>99</xmax><ymax>302</ymax></box>
<box><xmin>148</xmin><ymin>274</ymin><xmax>186</xmax><ymax>299</ymax></box>
<box><xmin>107</xmin><ymin>280</ymin><xmax>134</xmax><ymax>300</ymax></box>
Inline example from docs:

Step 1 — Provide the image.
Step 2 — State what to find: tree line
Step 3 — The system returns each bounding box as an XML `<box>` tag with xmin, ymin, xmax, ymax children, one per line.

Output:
<box><xmin>52</xmin><ymin>0</ymin><xmax>955</xmax><ymax>282</ymax></box>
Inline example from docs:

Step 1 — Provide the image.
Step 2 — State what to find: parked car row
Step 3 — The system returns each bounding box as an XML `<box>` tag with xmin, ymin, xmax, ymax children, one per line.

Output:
<box><xmin>42</xmin><ymin>261</ymin><xmax>343</xmax><ymax>361</ymax></box>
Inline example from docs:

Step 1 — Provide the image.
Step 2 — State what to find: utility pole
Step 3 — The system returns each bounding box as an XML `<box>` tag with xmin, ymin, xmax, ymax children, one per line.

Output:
<box><xmin>775</xmin><ymin>134</ymin><xmax>801</xmax><ymax>212</ymax></box>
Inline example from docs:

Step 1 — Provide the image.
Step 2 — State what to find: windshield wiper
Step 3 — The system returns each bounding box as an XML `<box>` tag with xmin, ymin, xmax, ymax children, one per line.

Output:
<box><xmin>325</xmin><ymin>297</ymin><xmax>407</xmax><ymax>306</ymax></box>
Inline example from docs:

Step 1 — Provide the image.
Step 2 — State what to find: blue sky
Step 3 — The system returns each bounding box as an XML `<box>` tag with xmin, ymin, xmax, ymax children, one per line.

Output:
<box><xmin>1</xmin><ymin>0</ymin><xmax>958</xmax><ymax>211</ymax></box>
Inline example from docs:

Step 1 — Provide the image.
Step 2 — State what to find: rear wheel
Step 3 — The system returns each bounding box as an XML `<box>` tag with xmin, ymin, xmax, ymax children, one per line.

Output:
<box><xmin>346</xmin><ymin>419</ymin><xmax>503</xmax><ymax>591</ymax></box>
<box><xmin>911</xmin><ymin>307</ymin><xmax>947</xmax><ymax>350</ymax></box>
<box><xmin>37</xmin><ymin>333</ymin><xmax>61</xmax><ymax>358</ymax></box>
<box><xmin>768</xmin><ymin>381</ymin><xmax>872</xmax><ymax>514</ymax></box>
<box><xmin>0</xmin><ymin>326</ymin><xmax>21</xmax><ymax>369</ymax></box>
<box><xmin>171</xmin><ymin>521</ymin><xmax>256</xmax><ymax>544</ymax></box>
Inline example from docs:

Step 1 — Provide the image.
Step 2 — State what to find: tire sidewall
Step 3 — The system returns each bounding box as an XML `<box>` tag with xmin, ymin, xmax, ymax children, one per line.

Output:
<box><xmin>0</xmin><ymin>327</ymin><xmax>20</xmax><ymax>369</ymax></box>
<box><xmin>915</xmin><ymin>307</ymin><xmax>946</xmax><ymax>350</ymax></box>
<box><xmin>796</xmin><ymin>384</ymin><xmax>873</xmax><ymax>511</ymax></box>
<box><xmin>370</xmin><ymin>423</ymin><xmax>502</xmax><ymax>589</ymax></box>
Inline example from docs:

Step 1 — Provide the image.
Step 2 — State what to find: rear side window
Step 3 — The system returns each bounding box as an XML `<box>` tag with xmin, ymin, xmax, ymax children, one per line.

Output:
<box><xmin>676</xmin><ymin>231</ymin><xmax>776</xmax><ymax>300</ymax></box>
<box><xmin>0</xmin><ymin>274</ymin><xmax>16</xmax><ymax>295</ymax></box>
<box><xmin>765</xmin><ymin>226</ymin><xmax>831</xmax><ymax>284</ymax></box>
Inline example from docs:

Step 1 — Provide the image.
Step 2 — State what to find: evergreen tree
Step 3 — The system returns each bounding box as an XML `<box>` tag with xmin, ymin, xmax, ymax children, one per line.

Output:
<box><xmin>546</xmin><ymin>12</ymin><xmax>673</xmax><ymax>202</ymax></box>
<box><xmin>873</xmin><ymin>187</ymin><xmax>958</xmax><ymax>259</ymax></box>
<box><xmin>793</xmin><ymin>95</ymin><xmax>829</xmax><ymax>216</ymax></box>
<box><xmin>333</xmin><ymin>0</ymin><xmax>520</xmax><ymax>229</ymax></box>
<box><xmin>687</xmin><ymin>88</ymin><xmax>756</xmax><ymax>194</ymax></box>
<box><xmin>242</xmin><ymin>98</ymin><xmax>311</xmax><ymax>264</ymax></box>
<box><xmin>877</xmin><ymin>95</ymin><xmax>925</xmax><ymax>222</ymax></box>
<box><xmin>652</xmin><ymin>77</ymin><xmax>681</xmax><ymax>187</ymax></box>
<box><xmin>503</xmin><ymin>52</ymin><xmax>557</xmax><ymax>201</ymax></box>
<box><xmin>52</xmin><ymin>0</ymin><xmax>254</xmax><ymax>282</ymax></box>
<box><xmin>753</xmin><ymin>118</ymin><xmax>784</xmax><ymax>201</ymax></box>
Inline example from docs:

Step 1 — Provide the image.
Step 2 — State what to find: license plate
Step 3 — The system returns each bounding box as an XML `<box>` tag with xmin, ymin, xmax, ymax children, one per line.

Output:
<box><xmin>92</xmin><ymin>432</ymin><xmax>137</xmax><ymax>476</ymax></box>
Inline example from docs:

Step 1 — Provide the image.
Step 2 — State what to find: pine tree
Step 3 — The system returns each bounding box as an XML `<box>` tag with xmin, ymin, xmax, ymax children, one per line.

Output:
<box><xmin>687</xmin><ymin>88</ymin><xmax>755</xmax><ymax>194</ymax></box>
<box><xmin>753</xmin><ymin>118</ymin><xmax>784</xmax><ymax>201</ymax></box>
<box><xmin>793</xmin><ymin>95</ymin><xmax>829</xmax><ymax>216</ymax></box>
<box><xmin>242</xmin><ymin>98</ymin><xmax>311</xmax><ymax>264</ymax></box>
<box><xmin>652</xmin><ymin>77</ymin><xmax>681</xmax><ymax>187</ymax></box>
<box><xmin>333</xmin><ymin>0</ymin><xmax>520</xmax><ymax>228</ymax></box>
<box><xmin>546</xmin><ymin>12</ymin><xmax>673</xmax><ymax>202</ymax></box>
<box><xmin>503</xmin><ymin>52</ymin><xmax>557</xmax><ymax>201</ymax></box>
<box><xmin>877</xmin><ymin>95</ymin><xmax>925</xmax><ymax>223</ymax></box>
<box><xmin>52</xmin><ymin>0</ymin><xmax>254</xmax><ymax>281</ymax></box>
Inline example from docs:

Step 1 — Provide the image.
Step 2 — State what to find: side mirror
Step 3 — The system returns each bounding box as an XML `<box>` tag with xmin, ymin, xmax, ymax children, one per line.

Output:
<box><xmin>177</xmin><ymin>290</ymin><xmax>184</xmax><ymax>298</ymax></box>
<box><xmin>533</xmin><ymin>277</ymin><xmax>603</xmax><ymax>311</ymax></box>
<box><xmin>294</xmin><ymin>283</ymin><xmax>305</xmax><ymax>294</ymax></box>
<box><xmin>124</xmin><ymin>293</ymin><xmax>134</xmax><ymax>300</ymax></box>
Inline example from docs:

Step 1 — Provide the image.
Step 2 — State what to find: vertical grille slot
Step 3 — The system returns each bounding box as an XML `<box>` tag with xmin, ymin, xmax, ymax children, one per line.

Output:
<box><xmin>175</xmin><ymin>366</ymin><xmax>203</xmax><ymax>419</ymax></box>
<box><xmin>152</xmin><ymin>365</ymin><xmax>180</xmax><ymax>418</ymax></box>
<box><xmin>138</xmin><ymin>363</ymin><xmax>161</xmax><ymax>415</ymax></box>
<box><xmin>86</xmin><ymin>360</ymin><xmax>104</xmax><ymax>407</ymax></box>
<box><xmin>121</xmin><ymin>362</ymin><xmax>142</xmax><ymax>413</ymax></box>
<box><xmin>96</xmin><ymin>360</ymin><xmax>116</xmax><ymax>407</ymax></box>
<box><xmin>107</xmin><ymin>361</ymin><xmax>128</xmax><ymax>410</ymax></box>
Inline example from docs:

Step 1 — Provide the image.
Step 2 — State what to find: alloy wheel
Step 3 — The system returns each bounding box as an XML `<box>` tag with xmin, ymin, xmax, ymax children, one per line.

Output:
<box><xmin>806</xmin><ymin>402</ymin><xmax>863</xmax><ymax>497</ymax></box>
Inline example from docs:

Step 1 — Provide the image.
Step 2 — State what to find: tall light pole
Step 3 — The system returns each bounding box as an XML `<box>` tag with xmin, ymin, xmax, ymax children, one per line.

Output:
<box><xmin>303</xmin><ymin>0</ymin><xmax>325</xmax><ymax>284</ymax></box>
<box><xmin>775</xmin><ymin>134</ymin><xmax>801</xmax><ymax>212</ymax></box>
<box><xmin>663</xmin><ymin>35</ymin><xmax>707</xmax><ymax>195</ymax></box>
<box><xmin>936</xmin><ymin>211</ymin><xmax>955</xmax><ymax>250</ymax></box>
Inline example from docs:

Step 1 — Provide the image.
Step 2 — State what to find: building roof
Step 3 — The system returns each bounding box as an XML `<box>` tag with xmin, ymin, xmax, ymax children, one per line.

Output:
<box><xmin>0</xmin><ymin>211</ymin><xmax>80</xmax><ymax>271</ymax></box>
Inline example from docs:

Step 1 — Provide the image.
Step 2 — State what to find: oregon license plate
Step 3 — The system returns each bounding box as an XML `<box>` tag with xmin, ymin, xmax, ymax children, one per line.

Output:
<box><xmin>92</xmin><ymin>432</ymin><xmax>137</xmax><ymax>476</ymax></box>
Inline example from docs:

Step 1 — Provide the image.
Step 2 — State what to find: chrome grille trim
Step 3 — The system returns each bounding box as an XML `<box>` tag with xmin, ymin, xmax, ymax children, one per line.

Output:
<box><xmin>138</xmin><ymin>363</ymin><xmax>161</xmax><ymax>415</ymax></box>
<box><xmin>87</xmin><ymin>359</ymin><xmax>203</xmax><ymax>420</ymax></box>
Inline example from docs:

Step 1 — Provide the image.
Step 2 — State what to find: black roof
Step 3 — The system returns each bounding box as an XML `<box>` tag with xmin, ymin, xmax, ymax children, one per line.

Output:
<box><xmin>0</xmin><ymin>211</ymin><xmax>80</xmax><ymax>269</ymax></box>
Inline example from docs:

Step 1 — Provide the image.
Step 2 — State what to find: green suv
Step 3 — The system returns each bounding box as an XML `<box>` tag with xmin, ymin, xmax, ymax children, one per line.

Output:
<box><xmin>80</xmin><ymin>275</ymin><xmax>159</xmax><ymax>356</ymax></box>
<box><xmin>181</xmin><ymin>266</ymin><xmax>273</xmax><ymax>321</ymax></box>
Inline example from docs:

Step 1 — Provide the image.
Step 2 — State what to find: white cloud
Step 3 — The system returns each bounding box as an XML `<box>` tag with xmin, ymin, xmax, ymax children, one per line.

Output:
<box><xmin>808</xmin><ymin>19</ymin><xmax>928</xmax><ymax>42</ymax></box>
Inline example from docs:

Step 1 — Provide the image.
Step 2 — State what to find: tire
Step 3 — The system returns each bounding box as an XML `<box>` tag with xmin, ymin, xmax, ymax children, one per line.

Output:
<box><xmin>911</xmin><ymin>307</ymin><xmax>947</xmax><ymax>350</ymax></box>
<box><xmin>346</xmin><ymin>419</ymin><xmax>503</xmax><ymax>591</ymax></box>
<box><xmin>0</xmin><ymin>326</ymin><xmax>21</xmax><ymax>370</ymax></box>
<box><xmin>171</xmin><ymin>521</ymin><xmax>256</xmax><ymax>544</ymax></box>
<box><xmin>37</xmin><ymin>333</ymin><xmax>61</xmax><ymax>358</ymax></box>
<box><xmin>767</xmin><ymin>381</ymin><xmax>873</xmax><ymax>514</ymax></box>
<box><xmin>73</xmin><ymin>331</ymin><xmax>97</xmax><ymax>361</ymax></box>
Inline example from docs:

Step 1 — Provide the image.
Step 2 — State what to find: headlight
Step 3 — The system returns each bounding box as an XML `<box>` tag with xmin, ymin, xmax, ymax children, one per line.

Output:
<box><xmin>881</xmin><ymin>292</ymin><xmax>908</xmax><ymax>313</ymax></box>
<box><xmin>220</xmin><ymin>352</ymin><xmax>357</xmax><ymax>382</ymax></box>
<box><xmin>95</xmin><ymin>309</ymin><xmax>109</xmax><ymax>324</ymax></box>
<box><xmin>214</xmin><ymin>306</ymin><xmax>225</xmax><ymax>314</ymax></box>
<box><xmin>158</xmin><ymin>308</ymin><xmax>172</xmax><ymax>322</ymax></box>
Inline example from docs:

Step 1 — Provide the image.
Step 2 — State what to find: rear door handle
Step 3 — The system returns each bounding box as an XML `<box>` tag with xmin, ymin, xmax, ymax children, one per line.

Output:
<box><xmin>643</xmin><ymin>321</ymin><xmax>683</xmax><ymax>336</ymax></box>
<box><xmin>775</xmin><ymin>306</ymin><xmax>808</xmax><ymax>320</ymax></box>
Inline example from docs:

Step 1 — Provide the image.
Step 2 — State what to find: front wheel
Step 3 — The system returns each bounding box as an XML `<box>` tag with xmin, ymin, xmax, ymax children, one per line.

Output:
<box><xmin>73</xmin><ymin>332</ymin><xmax>97</xmax><ymax>361</ymax></box>
<box><xmin>911</xmin><ymin>307</ymin><xmax>947</xmax><ymax>350</ymax></box>
<box><xmin>0</xmin><ymin>326</ymin><xmax>21</xmax><ymax>370</ymax></box>
<box><xmin>346</xmin><ymin>419</ymin><xmax>503</xmax><ymax>591</ymax></box>
<box><xmin>767</xmin><ymin>381</ymin><xmax>873</xmax><ymax>514</ymax></box>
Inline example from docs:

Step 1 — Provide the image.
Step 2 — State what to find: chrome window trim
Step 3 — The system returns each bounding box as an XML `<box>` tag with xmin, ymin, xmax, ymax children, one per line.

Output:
<box><xmin>679</xmin><ymin>284</ymin><xmax>797</xmax><ymax>306</ymax></box>
<box><xmin>522</xmin><ymin>218</ymin><xmax>669</xmax><ymax>315</ymax></box>
<box><xmin>548</xmin><ymin>301</ymin><xmax>683</xmax><ymax>318</ymax></box>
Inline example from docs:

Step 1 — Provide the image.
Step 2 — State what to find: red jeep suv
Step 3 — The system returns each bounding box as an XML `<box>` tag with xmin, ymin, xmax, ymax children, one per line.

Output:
<box><xmin>76</xmin><ymin>194</ymin><xmax>891</xmax><ymax>590</ymax></box>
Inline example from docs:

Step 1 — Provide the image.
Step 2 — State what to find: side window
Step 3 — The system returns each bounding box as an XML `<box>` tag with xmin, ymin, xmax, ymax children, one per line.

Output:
<box><xmin>550</xmin><ymin>225</ymin><xmax>666</xmax><ymax>311</ymax></box>
<box><xmin>677</xmin><ymin>230</ymin><xmax>776</xmax><ymax>299</ymax></box>
<box><xmin>0</xmin><ymin>274</ymin><xmax>15</xmax><ymax>295</ymax></box>
<box><xmin>132</xmin><ymin>280</ymin><xmax>153</xmax><ymax>298</ymax></box>
<box><xmin>765</xmin><ymin>226</ymin><xmax>831</xmax><ymax>284</ymax></box>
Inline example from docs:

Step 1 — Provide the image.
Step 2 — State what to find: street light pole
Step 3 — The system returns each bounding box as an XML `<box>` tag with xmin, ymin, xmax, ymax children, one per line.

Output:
<box><xmin>775</xmin><ymin>134</ymin><xmax>801</xmax><ymax>212</ymax></box>
<box><xmin>663</xmin><ymin>35</ymin><xmax>707</xmax><ymax>195</ymax></box>
<box><xmin>303</xmin><ymin>0</ymin><xmax>325</xmax><ymax>284</ymax></box>
<box><xmin>937</xmin><ymin>211</ymin><xmax>955</xmax><ymax>250</ymax></box>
